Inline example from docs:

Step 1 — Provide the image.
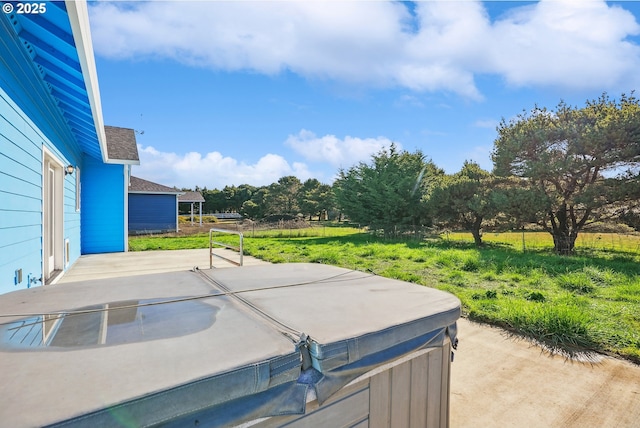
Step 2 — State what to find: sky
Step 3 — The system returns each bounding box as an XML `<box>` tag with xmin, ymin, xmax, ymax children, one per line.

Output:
<box><xmin>87</xmin><ymin>0</ymin><xmax>640</xmax><ymax>190</ymax></box>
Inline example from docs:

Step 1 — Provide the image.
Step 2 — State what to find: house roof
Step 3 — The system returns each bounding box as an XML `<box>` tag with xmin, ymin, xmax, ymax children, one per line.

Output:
<box><xmin>105</xmin><ymin>126</ymin><xmax>140</xmax><ymax>164</ymax></box>
<box><xmin>129</xmin><ymin>176</ymin><xmax>183</xmax><ymax>195</ymax></box>
<box><xmin>4</xmin><ymin>1</ymin><xmax>108</xmax><ymax>162</ymax></box>
<box><xmin>178</xmin><ymin>191</ymin><xmax>205</xmax><ymax>203</ymax></box>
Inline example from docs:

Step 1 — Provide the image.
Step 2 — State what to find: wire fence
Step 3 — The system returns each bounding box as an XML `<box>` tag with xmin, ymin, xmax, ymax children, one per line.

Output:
<box><xmin>444</xmin><ymin>230</ymin><xmax>640</xmax><ymax>254</ymax></box>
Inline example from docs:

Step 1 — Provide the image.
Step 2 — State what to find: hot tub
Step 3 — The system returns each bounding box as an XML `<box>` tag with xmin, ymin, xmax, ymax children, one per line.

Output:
<box><xmin>0</xmin><ymin>263</ymin><xmax>460</xmax><ymax>427</ymax></box>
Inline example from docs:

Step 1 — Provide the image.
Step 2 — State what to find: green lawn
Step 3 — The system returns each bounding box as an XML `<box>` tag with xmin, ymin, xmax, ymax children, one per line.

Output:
<box><xmin>130</xmin><ymin>227</ymin><xmax>640</xmax><ymax>363</ymax></box>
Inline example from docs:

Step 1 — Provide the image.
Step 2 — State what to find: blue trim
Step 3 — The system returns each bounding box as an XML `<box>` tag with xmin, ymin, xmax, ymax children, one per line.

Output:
<box><xmin>3</xmin><ymin>2</ymin><xmax>103</xmax><ymax>161</ymax></box>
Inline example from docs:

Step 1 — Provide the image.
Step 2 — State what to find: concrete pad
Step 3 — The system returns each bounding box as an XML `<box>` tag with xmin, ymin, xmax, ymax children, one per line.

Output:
<box><xmin>451</xmin><ymin>319</ymin><xmax>640</xmax><ymax>428</ymax></box>
<box><xmin>58</xmin><ymin>248</ymin><xmax>269</xmax><ymax>283</ymax></box>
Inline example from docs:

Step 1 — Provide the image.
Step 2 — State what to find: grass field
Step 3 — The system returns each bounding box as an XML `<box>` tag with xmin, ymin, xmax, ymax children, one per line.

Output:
<box><xmin>130</xmin><ymin>227</ymin><xmax>640</xmax><ymax>363</ymax></box>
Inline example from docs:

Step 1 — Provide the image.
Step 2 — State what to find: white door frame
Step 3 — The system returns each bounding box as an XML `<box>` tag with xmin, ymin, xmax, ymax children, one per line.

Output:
<box><xmin>43</xmin><ymin>148</ymin><xmax>64</xmax><ymax>284</ymax></box>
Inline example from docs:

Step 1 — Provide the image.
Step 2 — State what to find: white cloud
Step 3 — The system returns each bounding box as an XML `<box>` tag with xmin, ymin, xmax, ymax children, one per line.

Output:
<box><xmin>89</xmin><ymin>1</ymin><xmax>640</xmax><ymax>98</ymax></box>
<box><xmin>285</xmin><ymin>129</ymin><xmax>398</xmax><ymax>168</ymax></box>
<box><xmin>488</xmin><ymin>1</ymin><xmax>640</xmax><ymax>89</ymax></box>
<box><xmin>133</xmin><ymin>145</ymin><xmax>312</xmax><ymax>189</ymax></box>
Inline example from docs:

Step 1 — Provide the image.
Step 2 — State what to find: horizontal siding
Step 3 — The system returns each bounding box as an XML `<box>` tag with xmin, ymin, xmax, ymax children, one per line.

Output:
<box><xmin>128</xmin><ymin>194</ymin><xmax>177</xmax><ymax>232</ymax></box>
<box><xmin>81</xmin><ymin>157</ymin><xmax>125</xmax><ymax>254</ymax></box>
<box><xmin>0</xmin><ymin>236</ymin><xmax>41</xmax><ymax>267</ymax></box>
<box><xmin>0</xmin><ymin>224</ymin><xmax>41</xmax><ymax>250</ymax></box>
<box><xmin>63</xmin><ymin>171</ymin><xmax>81</xmax><ymax>264</ymax></box>
<box><xmin>1</xmin><ymin>11</ymin><xmax>90</xmax><ymax>292</ymax></box>
<box><xmin>0</xmin><ymin>90</ymin><xmax>43</xmax><ymax>294</ymax></box>
<box><xmin>0</xmin><ymin>191</ymin><xmax>41</xmax><ymax>217</ymax></box>
<box><xmin>0</xmin><ymin>122</ymin><xmax>41</xmax><ymax>173</ymax></box>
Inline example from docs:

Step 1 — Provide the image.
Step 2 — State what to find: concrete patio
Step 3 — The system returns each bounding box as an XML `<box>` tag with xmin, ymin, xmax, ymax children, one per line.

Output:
<box><xmin>57</xmin><ymin>248</ymin><xmax>269</xmax><ymax>283</ymax></box>
<box><xmin>56</xmin><ymin>249</ymin><xmax>640</xmax><ymax>427</ymax></box>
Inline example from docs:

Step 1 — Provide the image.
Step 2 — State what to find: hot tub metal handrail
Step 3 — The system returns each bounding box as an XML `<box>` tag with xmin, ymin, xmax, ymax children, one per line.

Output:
<box><xmin>209</xmin><ymin>228</ymin><xmax>243</xmax><ymax>268</ymax></box>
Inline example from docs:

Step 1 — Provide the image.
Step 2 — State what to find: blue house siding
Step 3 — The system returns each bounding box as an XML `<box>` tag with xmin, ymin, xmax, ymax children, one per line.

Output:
<box><xmin>0</xmin><ymin>4</ymin><xmax>91</xmax><ymax>293</ymax></box>
<box><xmin>81</xmin><ymin>156</ymin><xmax>125</xmax><ymax>254</ymax></box>
<box><xmin>0</xmin><ymin>100</ymin><xmax>42</xmax><ymax>295</ymax></box>
<box><xmin>1</xmin><ymin>2</ymin><xmax>136</xmax><ymax>294</ymax></box>
<box><xmin>0</xmin><ymin>87</ymin><xmax>82</xmax><ymax>294</ymax></box>
<box><xmin>63</xmin><ymin>170</ymin><xmax>81</xmax><ymax>265</ymax></box>
<box><xmin>129</xmin><ymin>194</ymin><xmax>177</xmax><ymax>233</ymax></box>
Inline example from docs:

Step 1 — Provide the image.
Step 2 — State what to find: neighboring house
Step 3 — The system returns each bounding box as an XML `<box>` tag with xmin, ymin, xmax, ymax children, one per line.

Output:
<box><xmin>128</xmin><ymin>176</ymin><xmax>183</xmax><ymax>234</ymax></box>
<box><xmin>0</xmin><ymin>1</ymin><xmax>139</xmax><ymax>294</ymax></box>
<box><xmin>179</xmin><ymin>191</ymin><xmax>205</xmax><ymax>226</ymax></box>
<box><xmin>82</xmin><ymin>126</ymin><xmax>139</xmax><ymax>254</ymax></box>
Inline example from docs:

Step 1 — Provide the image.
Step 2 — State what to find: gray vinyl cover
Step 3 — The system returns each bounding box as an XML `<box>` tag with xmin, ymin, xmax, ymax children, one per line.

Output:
<box><xmin>0</xmin><ymin>264</ymin><xmax>460</xmax><ymax>427</ymax></box>
<box><xmin>0</xmin><ymin>271</ymin><xmax>305</xmax><ymax>428</ymax></box>
<box><xmin>202</xmin><ymin>263</ymin><xmax>461</xmax><ymax>404</ymax></box>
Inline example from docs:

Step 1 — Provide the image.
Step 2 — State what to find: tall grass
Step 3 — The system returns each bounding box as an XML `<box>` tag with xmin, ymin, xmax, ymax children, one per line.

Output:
<box><xmin>130</xmin><ymin>228</ymin><xmax>640</xmax><ymax>363</ymax></box>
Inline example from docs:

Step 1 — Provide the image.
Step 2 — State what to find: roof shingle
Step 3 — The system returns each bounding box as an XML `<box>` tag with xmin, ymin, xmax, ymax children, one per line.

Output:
<box><xmin>105</xmin><ymin>126</ymin><xmax>140</xmax><ymax>163</ymax></box>
<box><xmin>178</xmin><ymin>191</ymin><xmax>205</xmax><ymax>202</ymax></box>
<box><xmin>129</xmin><ymin>176</ymin><xmax>183</xmax><ymax>194</ymax></box>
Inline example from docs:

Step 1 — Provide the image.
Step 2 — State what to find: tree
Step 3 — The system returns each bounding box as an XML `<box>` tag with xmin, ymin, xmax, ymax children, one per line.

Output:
<box><xmin>492</xmin><ymin>93</ymin><xmax>640</xmax><ymax>254</ymax></box>
<box><xmin>425</xmin><ymin>161</ymin><xmax>495</xmax><ymax>246</ymax></box>
<box><xmin>222</xmin><ymin>185</ymin><xmax>250</xmax><ymax>212</ymax></box>
<box><xmin>202</xmin><ymin>188</ymin><xmax>226</xmax><ymax>213</ymax></box>
<box><xmin>334</xmin><ymin>144</ymin><xmax>442</xmax><ymax>237</ymax></box>
<box><xmin>241</xmin><ymin>187</ymin><xmax>269</xmax><ymax>219</ymax></box>
<box><xmin>265</xmin><ymin>176</ymin><xmax>302</xmax><ymax>215</ymax></box>
<box><xmin>489</xmin><ymin>177</ymin><xmax>549</xmax><ymax>230</ymax></box>
<box><xmin>298</xmin><ymin>178</ymin><xmax>334</xmax><ymax>220</ymax></box>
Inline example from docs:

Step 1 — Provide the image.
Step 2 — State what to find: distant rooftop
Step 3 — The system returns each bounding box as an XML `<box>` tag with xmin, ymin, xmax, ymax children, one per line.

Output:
<box><xmin>179</xmin><ymin>191</ymin><xmax>205</xmax><ymax>203</ymax></box>
<box><xmin>129</xmin><ymin>176</ymin><xmax>182</xmax><ymax>194</ymax></box>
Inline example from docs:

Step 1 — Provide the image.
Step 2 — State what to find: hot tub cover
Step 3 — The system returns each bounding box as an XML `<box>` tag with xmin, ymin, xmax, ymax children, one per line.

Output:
<box><xmin>201</xmin><ymin>263</ymin><xmax>460</xmax><ymax>403</ymax></box>
<box><xmin>0</xmin><ymin>264</ymin><xmax>460</xmax><ymax>427</ymax></box>
<box><xmin>0</xmin><ymin>271</ymin><xmax>304</xmax><ymax>428</ymax></box>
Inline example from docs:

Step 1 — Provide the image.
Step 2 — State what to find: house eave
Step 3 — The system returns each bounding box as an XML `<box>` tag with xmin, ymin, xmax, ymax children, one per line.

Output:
<box><xmin>65</xmin><ymin>0</ymin><xmax>108</xmax><ymax>162</ymax></box>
